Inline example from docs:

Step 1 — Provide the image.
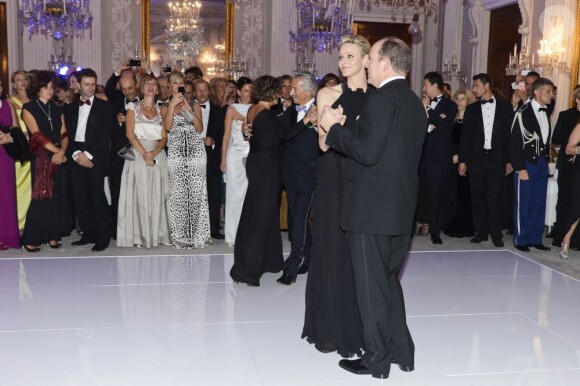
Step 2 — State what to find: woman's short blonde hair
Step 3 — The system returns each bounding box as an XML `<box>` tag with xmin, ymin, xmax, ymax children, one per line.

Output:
<box><xmin>338</xmin><ymin>34</ymin><xmax>371</xmax><ymax>56</ymax></box>
<box><xmin>453</xmin><ymin>89</ymin><xmax>476</xmax><ymax>105</ymax></box>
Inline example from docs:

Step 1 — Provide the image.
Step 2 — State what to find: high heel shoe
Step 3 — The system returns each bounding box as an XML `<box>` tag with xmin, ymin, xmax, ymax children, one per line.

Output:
<box><xmin>22</xmin><ymin>245</ymin><xmax>40</xmax><ymax>253</ymax></box>
<box><xmin>414</xmin><ymin>222</ymin><xmax>423</xmax><ymax>236</ymax></box>
<box><xmin>559</xmin><ymin>243</ymin><xmax>569</xmax><ymax>259</ymax></box>
<box><xmin>48</xmin><ymin>241</ymin><xmax>62</xmax><ymax>249</ymax></box>
<box><xmin>420</xmin><ymin>224</ymin><xmax>430</xmax><ymax>237</ymax></box>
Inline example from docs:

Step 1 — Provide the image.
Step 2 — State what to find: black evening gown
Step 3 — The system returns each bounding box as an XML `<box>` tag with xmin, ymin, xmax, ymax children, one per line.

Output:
<box><xmin>20</xmin><ymin>99</ymin><xmax>72</xmax><ymax>246</ymax></box>
<box><xmin>443</xmin><ymin>119</ymin><xmax>474</xmax><ymax>237</ymax></box>
<box><xmin>566</xmin><ymin>154</ymin><xmax>580</xmax><ymax>248</ymax></box>
<box><xmin>231</xmin><ymin>107</ymin><xmax>302</xmax><ymax>286</ymax></box>
<box><xmin>302</xmin><ymin>83</ymin><xmax>369</xmax><ymax>357</ymax></box>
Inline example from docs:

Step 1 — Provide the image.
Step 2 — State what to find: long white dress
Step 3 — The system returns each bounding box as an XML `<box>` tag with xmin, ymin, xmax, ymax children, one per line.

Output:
<box><xmin>167</xmin><ymin>113</ymin><xmax>212</xmax><ymax>249</ymax></box>
<box><xmin>224</xmin><ymin>103</ymin><xmax>251</xmax><ymax>245</ymax></box>
<box><xmin>117</xmin><ymin>103</ymin><xmax>171</xmax><ymax>248</ymax></box>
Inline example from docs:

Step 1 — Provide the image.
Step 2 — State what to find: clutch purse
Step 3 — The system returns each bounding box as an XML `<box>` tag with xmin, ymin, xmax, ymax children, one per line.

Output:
<box><xmin>1</xmin><ymin>126</ymin><xmax>32</xmax><ymax>164</ymax></box>
<box><xmin>117</xmin><ymin>144</ymin><xmax>135</xmax><ymax>161</ymax></box>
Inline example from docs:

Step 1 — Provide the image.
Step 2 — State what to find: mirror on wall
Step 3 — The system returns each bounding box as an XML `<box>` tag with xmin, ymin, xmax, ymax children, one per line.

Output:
<box><xmin>142</xmin><ymin>0</ymin><xmax>231</xmax><ymax>77</ymax></box>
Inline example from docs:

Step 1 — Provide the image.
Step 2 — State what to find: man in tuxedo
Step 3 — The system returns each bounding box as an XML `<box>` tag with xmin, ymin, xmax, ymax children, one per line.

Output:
<box><xmin>65</xmin><ymin>68</ymin><xmax>115</xmax><ymax>252</ymax></box>
<box><xmin>194</xmin><ymin>78</ymin><xmax>226</xmax><ymax>239</ymax></box>
<box><xmin>459</xmin><ymin>73</ymin><xmax>513</xmax><ymax>248</ymax></box>
<box><xmin>320</xmin><ymin>37</ymin><xmax>426</xmax><ymax>379</ymax></box>
<box><xmin>510</xmin><ymin>77</ymin><xmax>555</xmax><ymax>252</ymax></box>
<box><xmin>420</xmin><ymin>71</ymin><xmax>458</xmax><ymax>244</ymax></box>
<box><xmin>551</xmin><ymin>86</ymin><xmax>580</xmax><ymax>246</ymax></box>
<box><xmin>109</xmin><ymin>74</ymin><xmax>140</xmax><ymax>239</ymax></box>
<box><xmin>277</xmin><ymin>72</ymin><xmax>319</xmax><ymax>285</ymax></box>
<box><xmin>275</xmin><ymin>75</ymin><xmax>294</xmax><ymax>235</ymax></box>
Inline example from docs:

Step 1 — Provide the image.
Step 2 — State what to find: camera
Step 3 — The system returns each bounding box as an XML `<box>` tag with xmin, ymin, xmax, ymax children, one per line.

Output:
<box><xmin>178</xmin><ymin>86</ymin><xmax>186</xmax><ymax>94</ymax></box>
<box><xmin>162</xmin><ymin>66</ymin><xmax>172</xmax><ymax>73</ymax></box>
<box><xmin>129</xmin><ymin>59</ymin><xmax>141</xmax><ymax>67</ymax></box>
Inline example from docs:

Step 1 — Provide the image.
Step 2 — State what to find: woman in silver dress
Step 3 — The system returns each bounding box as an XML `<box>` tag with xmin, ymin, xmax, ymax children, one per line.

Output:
<box><xmin>117</xmin><ymin>74</ymin><xmax>171</xmax><ymax>248</ymax></box>
<box><xmin>162</xmin><ymin>71</ymin><xmax>211</xmax><ymax>249</ymax></box>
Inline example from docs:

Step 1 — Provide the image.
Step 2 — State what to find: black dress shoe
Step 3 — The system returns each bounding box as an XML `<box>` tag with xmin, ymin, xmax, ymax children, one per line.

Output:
<box><xmin>277</xmin><ymin>274</ymin><xmax>296</xmax><ymax>285</ymax></box>
<box><xmin>91</xmin><ymin>245</ymin><xmax>108</xmax><ymax>252</ymax></box>
<box><xmin>339</xmin><ymin>359</ymin><xmax>388</xmax><ymax>379</ymax></box>
<box><xmin>211</xmin><ymin>233</ymin><xmax>225</xmax><ymax>240</ymax></box>
<box><xmin>546</xmin><ymin>230</ymin><xmax>554</xmax><ymax>238</ymax></box>
<box><xmin>515</xmin><ymin>245</ymin><xmax>530</xmax><ymax>252</ymax></box>
<box><xmin>431</xmin><ymin>235</ymin><xmax>443</xmax><ymax>244</ymax></box>
<box><xmin>72</xmin><ymin>240</ymin><xmax>90</xmax><ymax>246</ymax></box>
<box><xmin>297</xmin><ymin>265</ymin><xmax>309</xmax><ymax>275</ymax></box>
<box><xmin>470</xmin><ymin>234</ymin><xmax>489</xmax><ymax>243</ymax></box>
<box><xmin>493</xmin><ymin>240</ymin><xmax>505</xmax><ymax>248</ymax></box>
<box><xmin>531</xmin><ymin>244</ymin><xmax>551</xmax><ymax>251</ymax></box>
<box><xmin>392</xmin><ymin>360</ymin><xmax>415</xmax><ymax>372</ymax></box>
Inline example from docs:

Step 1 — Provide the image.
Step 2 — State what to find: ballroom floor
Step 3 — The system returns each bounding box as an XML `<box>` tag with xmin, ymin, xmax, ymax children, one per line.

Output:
<box><xmin>1</xmin><ymin>234</ymin><xmax>579</xmax><ymax>386</ymax></box>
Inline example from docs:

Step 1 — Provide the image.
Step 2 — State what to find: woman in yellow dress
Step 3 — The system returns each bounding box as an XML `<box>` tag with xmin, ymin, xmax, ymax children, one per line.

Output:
<box><xmin>8</xmin><ymin>71</ymin><xmax>32</xmax><ymax>231</ymax></box>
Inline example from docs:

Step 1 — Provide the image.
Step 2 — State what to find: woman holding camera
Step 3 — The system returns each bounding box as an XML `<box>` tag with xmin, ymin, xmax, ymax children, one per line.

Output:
<box><xmin>117</xmin><ymin>74</ymin><xmax>171</xmax><ymax>248</ymax></box>
<box><xmin>162</xmin><ymin>71</ymin><xmax>211</xmax><ymax>249</ymax></box>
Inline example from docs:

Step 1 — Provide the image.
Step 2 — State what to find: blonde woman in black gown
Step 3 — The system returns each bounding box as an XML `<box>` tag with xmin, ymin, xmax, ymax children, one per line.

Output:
<box><xmin>302</xmin><ymin>35</ymin><xmax>372</xmax><ymax>357</ymax></box>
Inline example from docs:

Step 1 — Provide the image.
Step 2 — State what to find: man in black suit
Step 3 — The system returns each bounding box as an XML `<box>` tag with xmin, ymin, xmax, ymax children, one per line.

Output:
<box><xmin>65</xmin><ymin>69</ymin><xmax>115</xmax><ymax>252</ymax></box>
<box><xmin>109</xmin><ymin>74</ymin><xmax>140</xmax><ymax>239</ymax></box>
<box><xmin>510</xmin><ymin>77</ymin><xmax>555</xmax><ymax>252</ymax></box>
<box><xmin>459</xmin><ymin>73</ymin><xmax>513</xmax><ymax>248</ymax></box>
<box><xmin>551</xmin><ymin>86</ymin><xmax>580</xmax><ymax>247</ymax></box>
<box><xmin>194</xmin><ymin>78</ymin><xmax>226</xmax><ymax>239</ymax></box>
<box><xmin>277</xmin><ymin>72</ymin><xmax>319</xmax><ymax>285</ymax></box>
<box><xmin>321</xmin><ymin>37</ymin><xmax>426</xmax><ymax>379</ymax></box>
<box><xmin>420</xmin><ymin>71</ymin><xmax>458</xmax><ymax>244</ymax></box>
<box><xmin>275</xmin><ymin>75</ymin><xmax>294</xmax><ymax>236</ymax></box>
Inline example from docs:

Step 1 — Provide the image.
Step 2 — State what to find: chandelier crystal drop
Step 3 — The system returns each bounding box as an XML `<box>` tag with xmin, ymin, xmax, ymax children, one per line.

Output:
<box><xmin>358</xmin><ymin>0</ymin><xmax>437</xmax><ymax>15</ymax></box>
<box><xmin>165</xmin><ymin>1</ymin><xmax>206</xmax><ymax>64</ymax></box>
<box><xmin>17</xmin><ymin>0</ymin><xmax>93</xmax><ymax>40</ymax></box>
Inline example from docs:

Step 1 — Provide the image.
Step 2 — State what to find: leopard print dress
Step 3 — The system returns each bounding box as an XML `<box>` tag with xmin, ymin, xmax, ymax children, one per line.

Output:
<box><xmin>167</xmin><ymin>113</ymin><xmax>211</xmax><ymax>249</ymax></box>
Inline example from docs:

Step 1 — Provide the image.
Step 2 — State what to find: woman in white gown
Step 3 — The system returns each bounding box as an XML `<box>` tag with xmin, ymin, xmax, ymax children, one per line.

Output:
<box><xmin>220</xmin><ymin>77</ymin><xmax>253</xmax><ymax>246</ymax></box>
<box><xmin>117</xmin><ymin>74</ymin><xmax>171</xmax><ymax>248</ymax></box>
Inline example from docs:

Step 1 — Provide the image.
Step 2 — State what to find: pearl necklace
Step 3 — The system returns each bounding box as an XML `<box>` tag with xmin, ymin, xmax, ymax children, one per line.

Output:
<box><xmin>141</xmin><ymin>101</ymin><xmax>157</xmax><ymax>112</ymax></box>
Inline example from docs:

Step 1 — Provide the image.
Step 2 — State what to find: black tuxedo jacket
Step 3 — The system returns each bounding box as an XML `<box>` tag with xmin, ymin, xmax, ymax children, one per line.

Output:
<box><xmin>205</xmin><ymin>101</ymin><xmax>226</xmax><ymax>148</ymax></box>
<box><xmin>459</xmin><ymin>96</ymin><xmax>513</xmax><ymax>169</ymax></box>
<box><xmin>325</xmin><ymin>78</ymin><xmax>427</xmax><ymax>236</ymax></box>
<box><xmin>64</xmin><ymin>97</ymin><xmax>115</xmax><ymax>172</ymax></box>
<box><xmin>110</xmin><ymin>98</ymin><xmax>129</xmax><ymax>159</ymax></box>
<box><xmin>280</xmin><ymin>106</ymin><xmax>319</xmax><ymax>192</ymax></box>
<box><xmin>104</xmin><ymin>73</ymin><xmax>124</xmax><ymax>102</ymax></box>
<box><xmin>423</xmin><ymin>96</ymin><xmax>458</xmax><ymax>161</ymax></box>
<box><xmin>552</xmin><ymin>107</ymin><xmax>580</xmax><ymax>169</ymax></box>
<box><xmin>510</xmin><ymin>103</ymin><xmax>551</xmax><ymax>171</ymax></box>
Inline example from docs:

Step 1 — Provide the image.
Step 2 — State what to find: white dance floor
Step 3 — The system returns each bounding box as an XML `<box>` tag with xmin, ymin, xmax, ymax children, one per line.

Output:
<box><xmin>1</xmin><ymin>248</ymin><xmax>579</xmax><ymax>385</ymax></box>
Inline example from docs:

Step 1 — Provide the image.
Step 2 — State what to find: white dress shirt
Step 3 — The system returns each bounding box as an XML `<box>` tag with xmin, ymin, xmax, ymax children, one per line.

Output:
<box><xmin>296</xmin><ymin>98</ymin><xmax>315</xmax><ymax>123</ymax></box>
<box><xmin>73</xmin><ymin>95</ymin><xmax>95</xmax><ymax>160</ymax></box>
<box><xmin>198</xmin><ymin>100</ymin><xmax>210</xmax><ymax>138</ymax></box>
<box><xmin>481</xmin><ymin>95</ymin><xmax>496</xmax><ymax>150</ymax></box>
<box><xmin>530</xmin><ymin>99</ymin><xmax>550</xmax><ymax>144</ymax></box>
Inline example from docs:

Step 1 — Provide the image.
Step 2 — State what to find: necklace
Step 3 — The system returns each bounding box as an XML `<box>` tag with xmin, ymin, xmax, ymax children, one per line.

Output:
<box><xmin>36</xmin><ymin>99</ymin><xmax>54</xmax><ymax>131</ymax></box>
<box><xmin>141</xmin><ymin>101</ymin><xmax>156</xmax><ymax>112</ymax></box>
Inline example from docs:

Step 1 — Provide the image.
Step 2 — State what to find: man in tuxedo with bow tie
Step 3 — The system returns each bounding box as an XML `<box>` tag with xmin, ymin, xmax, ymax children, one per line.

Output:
<box><xmin>277</xmin><ymin>72</ymin><xmax>319</xmax><ymax>285</ymax></box>
<box><xmin>510</xmin><ymin>77</ymin><xmax>555</xmax><ymax>252</ymax></box>
<box><xmin>109</xmin><ymin>73</ymin><xmax>140</xmax><ymax>239</ymax></box>
<box><xmin>194</xmin><ymin>78</ymin><xmax>226</xmax><ymax>239</ymax></box>
<box><xmin>65</xmin><ymin>69</ymin><xmax>115</xmax><ymax>252</ymax></box>
<box><xmin>419</xmin><ymin>71</ymin><xmax>457</xmax><ymax>244</ymax></box>
<box><xmin>459</xmin><ymin>73</ymin><xmax>513</xmax><ymax>248</ymax></box>
<box><xmin>275</xmin><ymin>75</ymin><xmax>294</xmax><ymax>236</ymax></box>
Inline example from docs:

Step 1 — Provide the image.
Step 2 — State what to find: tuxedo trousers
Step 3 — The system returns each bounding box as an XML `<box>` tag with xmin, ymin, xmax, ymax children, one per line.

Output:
<box><xmin>109</xmin><ymin>157</ymin><xmax>125</xmax><ymax>239</ymax></box>
<box><xmin>513</xmin><ymin>157</ymin><xmax>548</xmax><ymax>246</ymax></box>
<box><xmin>419</xmin><ymin>158</ymin><xmax>448</xmax><ymax>237</ymax></box>
<box><xmin>282</xmin><ymin>188</ymin><xmax>313</xmax><ymax>277</ymax></box>
<box><xmin>345</xmin><ymin>231</ymin><xmax>414</xmax><ymax>377</ymax></box>
<box><xmin>468</xmin><ymin>158</ymin><xmax>504</xmax><ymax>240</ymax></box>
<box><xmin>206</xmin><ymin>145</ymin><xmax>222</xmax><ymax>236</ymax></box>
<box><xmin>71</xmin><ymin>163</ymin><xmax>111</xmax><ymax>247</ymax></box>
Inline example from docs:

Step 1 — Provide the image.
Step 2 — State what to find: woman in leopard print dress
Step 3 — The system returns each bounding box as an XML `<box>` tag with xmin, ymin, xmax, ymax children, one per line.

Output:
<box><xmin>162</xmin><ymin>72</ymin><xmax>211</xmax><ymax>249</ymax></box>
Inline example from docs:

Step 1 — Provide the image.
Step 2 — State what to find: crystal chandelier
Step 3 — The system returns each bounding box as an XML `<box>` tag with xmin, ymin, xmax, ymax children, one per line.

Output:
<box><xmin>358</xmin><ymin>0</ymin><xmax>438</xmax><ymax>15</ymax></box>
<box><xmin>289</xmin><ymin>0</ymin><xmax>356</xmax><ymax>56</ymax></box>
<box><xmin>165</xmin><ymin>1</ymin><xmax>206</xmax><ymax>64</ymax></box>
<box><xmin>505</xmin><ymin>43</ymin><xmax>531</xmax><ymax>76</ymax></box>
<box><xmin>442</xmin><ymin>56</ymin><xmax>466</xmax><ymax>84</ymax></box>
<box><xmin>17</xmin><ymin>0</ymin><xmax>93</xmax><ymax>40</ymax></box>
<box><xmin>48</xmin><ymin>42</ymin><xmax>80</xmax><ymax>75</ymax></box>
<box><xmin>535</xmin><ymin>40</ymin><xmax>571</xmax><ymax>77</ymax></box>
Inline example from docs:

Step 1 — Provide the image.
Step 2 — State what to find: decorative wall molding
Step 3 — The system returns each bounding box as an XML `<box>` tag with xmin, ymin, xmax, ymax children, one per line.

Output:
<box><xmin>110</xmin><ymin>0</ymin><xmax>135</xmax><ymax>71</ymax></box>
<box><xmin>239</xmin><ymin>0</ymin><xmax>264</xmax><ymax>78</ymax></box>
<box><xmin>517</xmin><ymin>0</ymin><xmax>532</xmax><ymax>35</ymax></box>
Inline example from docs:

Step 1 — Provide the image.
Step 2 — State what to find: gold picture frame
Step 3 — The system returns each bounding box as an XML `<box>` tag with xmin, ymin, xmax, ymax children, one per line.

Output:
<box><xmin>570</xmin><ymin>2</ymin><xmax>580</xmax><ymax>107</ymax></box>
<box><xmin>141</xmin><ymin>0</ymin><xmax>234</xmax><ymax>65</ymax></box>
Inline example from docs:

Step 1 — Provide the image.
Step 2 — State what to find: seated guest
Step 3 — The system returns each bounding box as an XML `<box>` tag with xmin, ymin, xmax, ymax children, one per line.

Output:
<box><xmin>21</xmin><ymin>71</ymin><xmax>71</xmax><ymax>252</ymax></box>
<box><xmin>510</xmin><ymin>77</ymin><xmax>555</xmax><ymax>252</ymax></box>
<box><xmin>117</xmin><ymin>74</ymin><xmax>171</xmax><ymax>248</ymax></box>
<box><xmin>0</xmin><ymin>79</ymin><xmax>20</xmax><ymax>250</ymax></box>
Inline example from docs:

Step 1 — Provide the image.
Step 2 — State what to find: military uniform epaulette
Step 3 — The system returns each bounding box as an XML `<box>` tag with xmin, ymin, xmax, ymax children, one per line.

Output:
<box><xmin>516</xmin><ymin>103</ymin><xmax>530</xmax><ymax>114</ymax></box>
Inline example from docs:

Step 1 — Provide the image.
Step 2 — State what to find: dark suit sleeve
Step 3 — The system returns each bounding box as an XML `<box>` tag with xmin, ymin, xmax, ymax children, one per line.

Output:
<box><xmin>552</xmin><ymin>111</ymin><xmax>566</xmax><ymax>145</ymax></box>
<box><xmin>325</xmin><ymin>91</ymin><xmax>392</xmax><ymax>166</ymax></box>
<box><xmin>509</xmin><ymin>108</ymin><xmax>526</xmax><ymax>171</ymax></box>
<box><xmin>208</xmin><ymin>106</ymin><xmax>226</xmax><ymax>148</ymax></box>
<box><xmin>104</xmin><ymin>73</ymin><xmax>121</xmax><ymax>101</ymax></box>
<box><xmin>458</xmin><ymin>105</ymin><xmax>474</xmax><ymax>165</ymax></box>
<box><xmin>276</xmin><ymin>112</ymin><xmax>306</xmax><ymax>140</ymax></box>
<box><xmin>428</xmin><ymin>99</ymin><xmax>457</xmax><ymax>131</ymax></box>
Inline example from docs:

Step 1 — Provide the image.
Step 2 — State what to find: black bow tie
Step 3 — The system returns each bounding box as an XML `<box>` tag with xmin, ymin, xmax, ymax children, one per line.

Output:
<box><xmin>200</xmin><ymin>104</ymin><xmax>207</xmax><ymax>109</ymax></box>
<box><xmin>79</xmin><ymin>99</ymin><xmax>91</xmax><ymax>106</ymax></box>
<box><xmin>481</xmin><ymin>98</ymin><xmax>494</xmax><ymax>105</ymax></box>
<box><xmin>430</xmin><ymin>96</ymin><xmax>441</xmax><ymax>104</ymax></box>
<box><xmin>125</xmin><ymin>97</ymin><xmax>139</xmax><ymax>104</ymax></box>
<box><xmin>538</xmin><ymin>107</ymin><xmax>548</xmax><ymax>113</ymax></box>
<box><xmin>156</xmin><ymin>100</ymin><xmax>168</xmax><ymax>107</ymax></box>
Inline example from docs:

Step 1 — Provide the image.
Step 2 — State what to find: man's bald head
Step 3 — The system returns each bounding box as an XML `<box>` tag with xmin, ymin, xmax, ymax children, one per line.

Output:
<box><xmin>119</xmin><ymin>76</ymin><xmax>138</xmax><ymax>99</ymax></box>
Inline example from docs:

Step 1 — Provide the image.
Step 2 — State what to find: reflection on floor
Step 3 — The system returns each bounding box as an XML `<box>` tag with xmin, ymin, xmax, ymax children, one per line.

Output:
<box><xmin>1</xmin><ymin>248</ymin><xmax>579</xmax><ymax>385</ymax></box>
